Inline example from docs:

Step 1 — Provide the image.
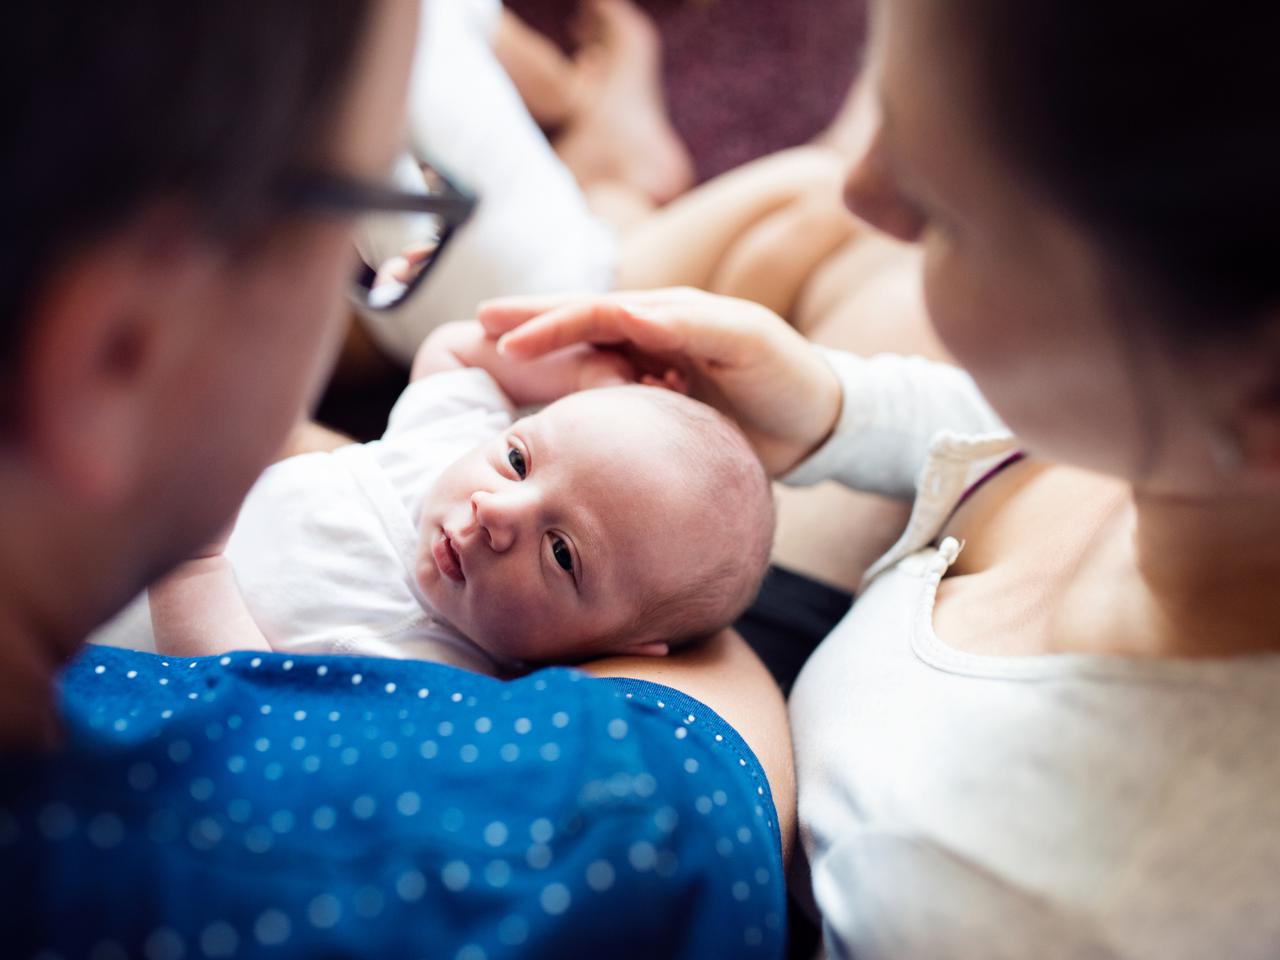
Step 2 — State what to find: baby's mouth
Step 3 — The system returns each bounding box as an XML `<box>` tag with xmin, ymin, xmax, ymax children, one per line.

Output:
<box><xmin>432</xmin><ymin>529</ymin><xmax>466</xmax><ymax>584</ymax></box>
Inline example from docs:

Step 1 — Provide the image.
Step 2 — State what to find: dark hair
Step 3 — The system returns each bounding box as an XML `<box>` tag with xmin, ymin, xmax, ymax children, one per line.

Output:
<box><xmin>966</xmin><ymin>2</ymin><xmax>1279</xmax><ymax>332</ymax></box>
<box><xmin>3</xmin><ymin>1</ymin><xmax>373</xmax><ymax>378</ymax></box>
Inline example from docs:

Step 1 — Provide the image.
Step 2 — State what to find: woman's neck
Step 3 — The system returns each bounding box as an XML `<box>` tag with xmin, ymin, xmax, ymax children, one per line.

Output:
<box><xmin>1118</xmin><ymin>485</ymin><xmax>1280</xmax><ymax>657</ymax></box>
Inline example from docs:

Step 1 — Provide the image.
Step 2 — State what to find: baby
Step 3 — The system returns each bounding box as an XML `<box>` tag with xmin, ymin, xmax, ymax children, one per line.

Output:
<box><xmin>143</xmin><ymin>321</ymin><xmax>774</xmax><ymax>676</ymax></box>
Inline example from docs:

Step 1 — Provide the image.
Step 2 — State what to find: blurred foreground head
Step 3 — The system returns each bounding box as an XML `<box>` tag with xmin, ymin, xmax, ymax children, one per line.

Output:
<box><xmin>1</xmin><ymin>2</ymin><xmax>417</xmax><ymax>667</ymax></box>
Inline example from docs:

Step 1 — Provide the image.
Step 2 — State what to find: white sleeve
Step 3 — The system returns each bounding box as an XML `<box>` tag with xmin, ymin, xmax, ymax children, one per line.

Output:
<box><xmin>783</xmin><ymin>348</ymin><xmax>1011</xmax><ymax>499</ymax></box>
<box><xmin>384</xmin><ymin>368</ymin><xmax>515</xmax><ymax>440</ymax></box>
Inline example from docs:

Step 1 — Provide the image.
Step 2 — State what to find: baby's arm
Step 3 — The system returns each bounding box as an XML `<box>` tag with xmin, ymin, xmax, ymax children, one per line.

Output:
<box><xmin>149</xmin><ymin>537</ymin><xmax>270</xmax><ymax>658</ymax></box>
<box><xmin>411</xmin><ymin>320</ymin><xmax>635</xmax><ymax>405</ymax></box>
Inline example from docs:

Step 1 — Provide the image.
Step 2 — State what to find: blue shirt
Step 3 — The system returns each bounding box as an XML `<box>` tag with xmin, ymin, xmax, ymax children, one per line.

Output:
<box><xmin>1</xmin><ymin>647</ymin><xmax>785</xmax><ymax>959</ymax></box>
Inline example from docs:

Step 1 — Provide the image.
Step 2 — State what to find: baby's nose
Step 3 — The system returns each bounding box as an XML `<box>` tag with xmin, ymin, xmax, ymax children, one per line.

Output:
<box><xmin>471</xmin><ymin>490</ymin><xmax>527</xmax><ymax>553</ymax></box>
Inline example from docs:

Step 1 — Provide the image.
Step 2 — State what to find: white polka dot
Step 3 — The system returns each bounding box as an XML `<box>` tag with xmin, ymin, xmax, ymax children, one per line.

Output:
<box><xmin>186</xmin><ymin>692</ymin><xmax>199</xmax><ymax>701</ymax></box>
<box><xmin>585</xmin><ymin>859</ymin><xmax>615</xmax><ymax>892</ymax></box>
<box><xmin>530</xmin><ymin>818</ymin><xmax>554</xmax><ymax>843</ymax></box>
<box><xmin>474</xmin><ymin>717</ymin><xmax>492</xmax><ymax>734</ymax></box>
<box><xmin>654</xmin><ymin>806</ymin><xmax>679</xmax><ymax>832</ymax></box>
<box><xmin>244</xmin><ymin>826</ymin><xmax>274</xmax><ymax>853</ymax></box>
<box><xmin>498</xmin><ymin>914</ymin><xmax>529</xmax><ymax>946</ymax></box>
<box><xmin>674</xmin><ymin>727</ymin><xmax>688</xmax><ymax>740</ymax></box>
<box><xmin>656</xmin><ymin>700</ymin><xmax>665</xmax><ymax>709</ymax></box>
<box><xmin>628</xmin><ymin>841</ymin><xmax>657</xmax><ymax>871</ymax></box>
<box><xmin>732</xmin><ymin>881</ymin><xmax>751</xmax><ymax>902</ymax></box>
<box><xmin>94</xmin><ymin>665</ymin><xmax>105</xmax><ymax>675</ymax></box>
<box><xmin>417</xmin><ymin>687</ymin><xmax>429</xmax><ymax>698</ymax></box>
<box><xmin>420</xmin><ymin>740</ymin><xmax>439</xmax><ymax>759</ymax></box>
<box><xmin>380</xmin><ymin>741</ymin><xmax>399</xmax><ymax>760</ymax></box>
<box><xmin>253</xmin><ymin>738</ymin><xmax>270</xmax><ymax>753</ymax></box>
<box><xmin>755</xmin><ymin>867</ymin><xmax>770</xmax><ymax>885</ymax></box>
<box><xmin>249</xmin><ymin>658</ymin><xmax>262</xmax><ymax>669</ymax></box>
<box><xmin>633</xmin><ymin>773</ymin><xmax>657</xmax><ymax>797</ymax></box>
<box><xmin>539</xmin><ymin>742</ymin><xmax>561</xmax><ymax>762</ymax></box>
<box><xmin>291</xmin><ymin>736</ymin><xmax>306</xmax><ymax>751</ymax></box>
<box><xmin>739</xmin><ymin>758</ymin><xmax>747</xmax><ymax>767</ymax></box>
<box><xmin>499</xmin><ymin>743</ymin><xmax>519</xmax><ymax>762</ymax></box>
<box><xmin>757</xmin><ymin>786</ymin><xmax>765</xmax><ymax>796</ymax></box>
<box><xmin>353</xmin><ymin>886</ymin><xmax>384</xmax><ymax>918</ymax></box>
<box><xmin>485</xmin><ymin>859</ymin><xmax>512</xmax><ymax>888</ymax></box>
<box><xmin>302</xmin><ymin>755</ymin><xmax>321</xmax><ymax>773</ymax></box>
<box><xmin>160</xmin><ymin>709</ymin><xmax>173</xmax><ymax>719</ymax></box>
<box><xmin>351</xmin><ymin>795</ymin><xmax>376</xmax><ymax>820</ymax></box>
<box><xmin>456</xmin><ymin>946</ymin><xmax>487</xmax><ymax>960</ymax></box>
<box><xmin>126</xmin><ymin>670</ymin><xmax>138</xmax><ymax>680</ymax></box>
<box><xmin>526</xmin><ymin>843</ymin><xmax>552</xmax><ymax>869</ymax></box>
<box><xmin>514</xmin><ymin>717</ymin><xmax>532</xmax><ymax>735</ymax></box>
<box><xmin>282</xmin><ymin>659</ymin><xmax>294</xmax><ymax>671</ymax></box>
<box><xmin>397</xmin><ymin>791</ymin><xmax>421</xmax><ymax>816</ymax></box>
<box><xmin>259</xmin><ymin>705</ymin><xmax>272</xmax><ymax>716</ymax></box>
<box><xmin>227</xmin><ymin>799</ymin><xmax>252</xmax><ymax>823</ymax></box>
<box><xmin>551</xmin><ymin>711</ymin><xmax>569</xmax><ymax>728</ymax></box>
<box><xmin>441</xmin><ymin>860</ymin><xmax>471</xmax><ymax>892</ymax></box>
<box><xmin>188</xmin><ymin>817</ymin><xmax>223</xmax><ymax>851</ymax></box>
<box><xmin>263</xmin><ymin>762</ymin><xmax>283</xmax><ymax>781</ymax></box>
<box><xmin>226</xmin><ymin>715</ymin><xmax>241</xmax><ymax>729</ymax></box>
<box><xmin>219</xmin><ymin>656</ymin><xmax>231</xmax><ymax>666</ymax></box>
<box><xmin>714</xmin><ymin>734</ymin><xmax>724</xmax><ymax>742</ymax></box>
<box><xmin>451</xmin><ymin>692</ymin><xmax>463</xmax><ymax>703</ymax></box>
<box><xmin>38</xmin><ymin>803</ymin><xmax>75</xmax><ymax>840</ymax></box>
<box><xmin>142</xmin><ymin>927</ymin><xmax>184</xmax><ymax>960</ymax></box>
<box><xmin>716</xmin><ymin>837</ymin><xmax>735</xmax><ymax>857</ymax></box>
<box><xmin>438</xmin><ymin>721</ymin><xmax>454</xmax><ymax>737</ymax></box>
<box><xmin>307</xmin><ymin>893</ymin><xmax>342</xmax><ymax>929</ymax></box>
<box><xmin>384</xmin><ymin>682</ymin><xmax>397</xmax><ymax>694</ymax></box>
<box><xmin>328</xmin><ymin>710</ymin><xmax>340</xmax><ymax>722</ymax></box>
<box><xmin>293</xmin><ymin>710</ymin><xmax>307</xmax><ymax>722</ymax></box>
<box><xmin>459</xmin><ymin>744</ymin><xmax>479</xmax><ymax>763</ymax></box>
<box><xmin>328</xmin><ymin>733</ymin><xmax>343</xmax><ymax>748</ymax></box>
<box><xmin>484</xmin><ymin>821</ymin><xmax>508</xmax><ymax>846</ymax></box>
<box><xmin>607</xmin><ymin>719</ymin><xmax>628</xmax><ymax>740</ymax></box>
<box><xmin>738</xmin><ymin>826</ymin><xmax>753</xmax><ymax>843</ymax></box>
<box><xmin>540</xmin><ymin>882</ymin><xmax>571</xmax><ymax>915</ymax></box>
<box><xmin>312</xmin><ymin>806</ymin><xmax>336</xmax><ymax>831</ymax></box>
<box><xmin>351</xmin><ymin>673</ymin><xmax>363</xmax><ymax>685</ymax></box>
<box><xmin>684</xmin><ymin>758</ymin><xmax>699</xmax><ymax>774</ymax></box>
<box><xmin>160</xmin><ymin>661</ymin><xmax>170</xmax><ymax>668</ymax></box>
<box><xmin>316</xmin><ymin>665</ymin><xmax>329</xmax><ymax>677</ymax></box>
<box><xmin>396</xmin><ymin>869</ymin><xmax>427</xmax><ymax>902</ymax></box>
<box><xmin>189</xmin><ymin>661</ymin><xmax>198</xmax><ymax>669</ymax></box>
<box><xmin>713</xmin><ymin>790</ymin><xmax>728</xmax><ymax>806</ymax></box>
<box><xmin>86</xmin><ymin>812</ymin><xmax>124</xmax><ymax>849</ymax></box>
<box><xmin>696</xmin><ymin>796</ymin><xmax>713</xmax><ymax>814</ymax></box>
<box><xmin>158</xmin><ymin>678</ymin><xmax>169</xmax><ymax>686</ymax></box>
<box><xmin>112</xmin><ymin>719</ymin><xmax>128</xmax><ymax>732</ymax></box>
<box><xmin>340</xmin><ymin>747</ymin><xmax>359</xmax><ymax>765</ymax></box>
<box><xmin>254</xmin><ymin>909</ymin><xmax>291</xmax><ymax>946</ymax></box>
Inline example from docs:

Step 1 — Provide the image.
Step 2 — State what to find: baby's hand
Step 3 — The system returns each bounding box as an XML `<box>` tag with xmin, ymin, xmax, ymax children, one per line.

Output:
<box><xmin>414</xmin><ymin>319</ymin><xmax>639</xmax><ymax>405</ymax></box>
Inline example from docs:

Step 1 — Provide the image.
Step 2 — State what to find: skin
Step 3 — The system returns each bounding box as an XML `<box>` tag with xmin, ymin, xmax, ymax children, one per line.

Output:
<box><xmin>480</xmin><ymin>0</ymin><xmax>1280</xmax><ymax>671</ymax></box>
<box><xmin>416</xmin><ymin>387</ymin><xmax>738</xmax><ymax>664</ymax></box>
<box><xmin>0</xmin><ymin>0</ymin><xmax>420</xmax><ymax>745</ymax></box>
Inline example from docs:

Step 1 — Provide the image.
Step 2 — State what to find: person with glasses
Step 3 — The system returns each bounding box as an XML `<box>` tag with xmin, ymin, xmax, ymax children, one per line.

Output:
<box><xmin>0</xmin><ymin>2</ymin><xmax>793</xmax><ymax>957</ymax></box>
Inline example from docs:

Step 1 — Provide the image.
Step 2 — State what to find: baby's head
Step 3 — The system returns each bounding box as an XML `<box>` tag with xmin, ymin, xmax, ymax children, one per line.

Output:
<box><xmin>415</xmin><ymin>385</ymin><xmax>774</xmax><ymax>665</ymax></box>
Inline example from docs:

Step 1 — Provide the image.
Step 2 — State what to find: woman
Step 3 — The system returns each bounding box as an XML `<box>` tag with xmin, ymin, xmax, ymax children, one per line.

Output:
<box><xmin>0</xmin><ymin>2</ymin><xmax>791</xmax><ymax>957</ymax></box>
<box><xmin>481</xmin><ymin>0</ymin><xmax>1280</xmax><ymax>956</ymax></box>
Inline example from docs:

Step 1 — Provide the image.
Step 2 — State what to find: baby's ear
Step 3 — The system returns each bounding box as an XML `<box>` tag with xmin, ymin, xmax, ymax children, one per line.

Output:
<box><xmin>628</xmin><ymin>640</ymin><xmax>670</xmax><ymax>658</ymax></box>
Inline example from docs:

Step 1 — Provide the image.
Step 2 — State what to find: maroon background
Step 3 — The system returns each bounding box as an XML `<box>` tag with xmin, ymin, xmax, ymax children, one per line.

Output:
<box><xmin>506</xmin><ymin>0</ymin><xmax>869</xmax><ymax>181</ymax></box>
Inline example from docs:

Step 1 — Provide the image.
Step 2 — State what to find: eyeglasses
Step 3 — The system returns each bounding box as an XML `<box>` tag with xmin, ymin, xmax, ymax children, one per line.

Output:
<box><xmin>281</xmin><ymin>157</ymin><xmax>477</xmax><ymax>312</ymax></box>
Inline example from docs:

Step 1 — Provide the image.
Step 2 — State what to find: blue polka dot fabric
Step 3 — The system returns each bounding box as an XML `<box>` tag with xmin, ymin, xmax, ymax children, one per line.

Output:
<box><xmin>1</xmin><ymin>647</ymin><xmax>785</xmax><ymax>959</ymax></box>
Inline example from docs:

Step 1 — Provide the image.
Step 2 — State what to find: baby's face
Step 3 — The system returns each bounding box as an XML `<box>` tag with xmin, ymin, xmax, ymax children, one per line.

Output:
<box><xmin>415</xmin><ymin>389</ymin><xmax>720</xmax><ymax>663</ymax></box>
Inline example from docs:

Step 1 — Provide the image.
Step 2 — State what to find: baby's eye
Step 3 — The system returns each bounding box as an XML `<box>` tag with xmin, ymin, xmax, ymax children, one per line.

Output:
<box><xmin>552</xmin><ymin>537</ymin><xmax>573</xmax><ymax>573</ymax></box>
<box><xmin>507</xmin><ymin>446</ymin><xmax>527</xmax><ymax>479</ymax></box>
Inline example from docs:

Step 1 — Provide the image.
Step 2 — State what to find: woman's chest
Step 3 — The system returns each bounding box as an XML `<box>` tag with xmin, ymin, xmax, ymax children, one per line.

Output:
<box><xmin>931</xmin><ymin>462</ymin><xmax>1129</xmax><ymax>656</ymax></box>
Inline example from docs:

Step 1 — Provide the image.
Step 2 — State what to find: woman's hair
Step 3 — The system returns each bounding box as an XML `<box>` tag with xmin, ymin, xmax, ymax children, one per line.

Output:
<box><xmin>2</xmin><ymin>0</ymin><xmax>373</xmax><ymax>378</ymax></box>
<box><xmin>965</xmin><ymin>1</ymin><xmax>1278</xmax><ymax>335</ymax></box>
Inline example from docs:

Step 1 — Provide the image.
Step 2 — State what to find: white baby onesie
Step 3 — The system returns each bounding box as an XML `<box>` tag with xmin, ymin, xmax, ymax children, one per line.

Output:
<box><xmin>93</xmin><ymin>369</ymin><xmax>518</xmax><ymax>675</ymax></box>
<box><xmin>226</xmin><ymin>368</ymin><xmax>517</xmax><ymax>674</ymax></box>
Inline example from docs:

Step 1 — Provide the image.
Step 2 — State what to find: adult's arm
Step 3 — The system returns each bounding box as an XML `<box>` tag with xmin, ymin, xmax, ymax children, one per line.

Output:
<box><xmin>581</xmin><ymin>628</ymin><xmax>796</xmax><ymax>864</ymax></box>
<box><xmin>479</xmin><ymin>288</ymin><xmax>1008</xmax><ymax>496</ymax></box>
